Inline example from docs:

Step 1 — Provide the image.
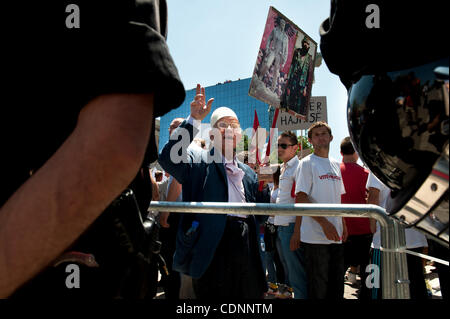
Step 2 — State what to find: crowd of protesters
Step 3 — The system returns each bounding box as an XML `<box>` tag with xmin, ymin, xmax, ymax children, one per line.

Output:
<box><xmin>1</xmin><ymin>0</ymin><xmax>446</xmax><ymax>302</ymax></box>
<box><xmin>152</xmin><ymin>84</ymin><xmax>444</xmax><ymax>300</ymax></box>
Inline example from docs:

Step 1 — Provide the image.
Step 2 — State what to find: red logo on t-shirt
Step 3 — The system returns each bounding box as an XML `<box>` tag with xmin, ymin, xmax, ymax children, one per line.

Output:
<box><xmin>319</xmin><ymin>173</ymin><xmax>341</xmax><ymax>181</ymax></box>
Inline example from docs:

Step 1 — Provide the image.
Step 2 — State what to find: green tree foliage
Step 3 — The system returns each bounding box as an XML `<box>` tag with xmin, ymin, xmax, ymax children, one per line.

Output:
<box><xmin>237</xmin><ymin>133</ymin><xmax>249</xmax><ymax>151</ymax></box>
<box><xmin>298</xmin><ymin>135</ymin><xmax>313</xmax><ymax>153</ymax></box>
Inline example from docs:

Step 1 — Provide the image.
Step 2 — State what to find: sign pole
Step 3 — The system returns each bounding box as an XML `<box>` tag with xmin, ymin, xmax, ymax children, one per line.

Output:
<box><xmin>258</xmin><ymin>107</ymin><xmax>279</xmax><ymax>191</ymax></box>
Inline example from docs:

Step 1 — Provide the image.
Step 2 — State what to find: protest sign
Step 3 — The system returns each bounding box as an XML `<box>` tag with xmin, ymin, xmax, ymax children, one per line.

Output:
<box><xmin>275</xmin><ymin>96</ymin><xmax>327</xmax><ymax>131</ymax></box>
<box><xmin>249</xmin><ymin>6</ymin><xmax>317</xmax><ymax>120</ymax></box>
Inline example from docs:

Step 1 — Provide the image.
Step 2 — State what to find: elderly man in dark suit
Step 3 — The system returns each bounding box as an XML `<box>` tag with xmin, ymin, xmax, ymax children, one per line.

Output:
<box><xmin>158</xmin><ymin>84</ymin><xmax>270</xmax><ymax>299</ymax></box>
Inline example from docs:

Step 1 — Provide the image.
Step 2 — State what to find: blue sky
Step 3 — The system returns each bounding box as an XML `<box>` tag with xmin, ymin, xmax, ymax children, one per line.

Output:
<box><xmin>166</xmin><ymin>0</ymin><xmax>350</xmax><ymax>162</ymax></box>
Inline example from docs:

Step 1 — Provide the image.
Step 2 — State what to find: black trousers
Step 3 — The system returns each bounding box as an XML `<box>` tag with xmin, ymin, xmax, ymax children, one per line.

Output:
<box><xmin>159</xmin><ymin>213</ymin><xmax>181</xmax><ymax>300</ymax></box>
<box><xmin>303</xmin><ymin>243</ymin><xmax>345</xmax><ymax>299</ymax></box>
<box><xmin>406</xmin><ymin>248</ymin><xmax>428</xmax><ymax>299</ymax></box>
<box><xmin>192</xmin><ymin>217</ymin><xmax>266</xmax><ymax>299</ymax></box>
<box><xmin>344</xmin><ymin>233</ymin><xmax>373</xmax><ymax>299</ymax></box>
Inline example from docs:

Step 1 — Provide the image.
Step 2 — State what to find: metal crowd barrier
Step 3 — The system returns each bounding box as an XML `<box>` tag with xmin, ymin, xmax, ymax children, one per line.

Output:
<box><xmin>148</xmin><ymin>201</ymin><xmax>410</xmax><ymax>299</ymax></box>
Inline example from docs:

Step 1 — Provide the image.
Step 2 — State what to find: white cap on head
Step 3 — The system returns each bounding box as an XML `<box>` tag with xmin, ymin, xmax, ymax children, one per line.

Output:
<box><xmin>210</xmin><ymin>107</ymin><xmax>238</xmax><ymax>127</ymax></box>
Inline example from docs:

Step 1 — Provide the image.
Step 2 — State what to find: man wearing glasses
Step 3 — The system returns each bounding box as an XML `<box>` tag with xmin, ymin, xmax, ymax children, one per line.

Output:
<box><xmin>158</xmin><ymin>84</ymin><xmax>270</xmax><ymax>299</ymax></box>
<box><xmin>273</xmin><ymin>131</ymin><xmax>307</xmax><ymax>299</ymax></box>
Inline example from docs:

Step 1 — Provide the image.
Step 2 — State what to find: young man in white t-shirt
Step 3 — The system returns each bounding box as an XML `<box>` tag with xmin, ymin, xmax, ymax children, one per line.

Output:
<box><xmin>366</xmin><ymin>172</ymin><xmax>429</xmax><ymax>299</ymax></box>
<box><xmin>294</xmin><ymin>122</ymin><xmax>347</xmax><ymax>299</ymax></box>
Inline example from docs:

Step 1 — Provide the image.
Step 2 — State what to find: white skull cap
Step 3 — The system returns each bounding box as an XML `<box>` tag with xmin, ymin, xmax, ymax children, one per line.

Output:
<box><xmin>210</xmin><ymin>107</ymin><xmax>238</xmax><ymax>127</ymax></box>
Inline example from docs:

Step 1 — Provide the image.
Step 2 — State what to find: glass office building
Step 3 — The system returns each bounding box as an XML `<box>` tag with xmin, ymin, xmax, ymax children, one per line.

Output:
<box><xmin>158</xmin><ymin>77</ymin><xmax>271</xmax><ymax>150</ymax></box>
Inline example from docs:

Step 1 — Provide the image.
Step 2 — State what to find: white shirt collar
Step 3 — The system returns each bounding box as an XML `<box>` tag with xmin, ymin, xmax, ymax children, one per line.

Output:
<box><xmin>284</xmin><ymin>155</ymin><xmax>299</xmax><ymax>168</ymax></box>
<box><xmin>222</xmin><ymin>154</ymin><xmax>237</xmax><ymax>166</ymax></box>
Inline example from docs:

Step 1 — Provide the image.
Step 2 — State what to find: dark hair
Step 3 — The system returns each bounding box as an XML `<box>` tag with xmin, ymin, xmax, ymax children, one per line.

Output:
<box><xmin>307</xmin><ymin>121</ymin><xmax>332</xmax><ymax>138</ymax></box>
<box><xmin>340</xmin><ymin>136</ymin><xmax>355</xmax><ymax>155</ymax></box>
<box><xmin>273</xmin><ymin>165</ymin><xmax>281</xmax><ymax>186</ymax></box>
<box><xmin>302</xmin><ymin>36</ymin><xmax>309</xmax><ymax>46</ymax></box>
<box><xmin>279</xmin><ymin>131</ymin><xmax>298</xmax><ymax>146</ymax></box>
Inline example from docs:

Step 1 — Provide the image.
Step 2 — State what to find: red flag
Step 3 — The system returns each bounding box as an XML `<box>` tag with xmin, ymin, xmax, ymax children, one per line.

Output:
<box><xmin>264</xmin><ymin>108</ymin><xmax>279</xmax><ymax>161</ymax></box>
<box><xmin>253</xmin><ymin>109</ymin><xmax>260</xmax><ymax>130</ymax></box>
<box><xmin>251</xmin><ymin>110</ymin><xmax>261</xmax><ymax>165</ymax></box>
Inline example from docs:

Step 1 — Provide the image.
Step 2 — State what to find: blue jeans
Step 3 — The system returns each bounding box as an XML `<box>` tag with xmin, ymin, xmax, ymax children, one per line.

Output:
<box><xmin>275</xmin><ymin>234</ymin><xmax>289</xmax><ymax>286</ymax></box>
<box><xmin>277</xmin><ymin>223</ymin><xmax>308</xmax><ymax>299</ymax></box>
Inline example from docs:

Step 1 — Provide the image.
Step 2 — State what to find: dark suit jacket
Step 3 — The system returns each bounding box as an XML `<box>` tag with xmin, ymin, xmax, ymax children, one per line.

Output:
<box><xmin>158</xmin><ymin>120</ymin><xmax>269</xmax><ymax>278</ymax></box>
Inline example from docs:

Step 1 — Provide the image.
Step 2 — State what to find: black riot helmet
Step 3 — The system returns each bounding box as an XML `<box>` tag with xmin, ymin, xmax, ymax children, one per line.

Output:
<box><xmin>320</xmin><ymin>0</ymin><xmax>449</xmax><ymax>244</ymax></box>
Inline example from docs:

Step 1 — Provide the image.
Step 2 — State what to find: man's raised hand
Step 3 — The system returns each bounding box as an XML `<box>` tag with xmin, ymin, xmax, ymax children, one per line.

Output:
<box><xmin>190</xmin><ymin>84</ymin><xmax>214</xmax><ymax>121</ymax></box>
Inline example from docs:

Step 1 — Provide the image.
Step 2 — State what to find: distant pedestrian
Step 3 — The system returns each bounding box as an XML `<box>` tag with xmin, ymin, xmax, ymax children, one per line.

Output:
<box><xmin>339</xmin><ymin>137</ymin><xmax>372</xmax><ymax>299</ymax></box>
<box><xmin>366</xmin><ymin>172</ymin><xmax>429</xmax><ymax>299</ymax></box>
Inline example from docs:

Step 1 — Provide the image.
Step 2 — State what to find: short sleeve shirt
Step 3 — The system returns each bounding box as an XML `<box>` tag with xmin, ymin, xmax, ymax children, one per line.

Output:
<box><xmin>367</xmin><ymin>173</ymin><xmax>428</xmax><ymax>249</ymax></box>
<box><xmin>1</xmin><ymin>1</ymin><xmax>185</xmax><ymax>206</ymax></box>
<box><xmin>274</xmin><ymin>156</ymin><xmax>299</xmax><ymax>225</ymax></box>
<box><xmin>340</xmin><ymin>162</ymin><xmax>371</xmax><ymax>235</ymax></box>
<box><xmin>295</xmin><ymin>154</ymin><xmax>346</xmax><ymax>244</ymax></box>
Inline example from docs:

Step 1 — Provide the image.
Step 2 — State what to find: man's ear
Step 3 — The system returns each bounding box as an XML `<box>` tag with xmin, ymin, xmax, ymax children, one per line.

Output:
<box><xmin>330</xmin><ymin>135</ymin><xmax>334</xmax><ymax>142</ymax></box>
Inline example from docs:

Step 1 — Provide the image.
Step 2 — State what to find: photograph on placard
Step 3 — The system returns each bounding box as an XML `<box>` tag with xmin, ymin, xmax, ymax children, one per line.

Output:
<box><xmin>249</xmin><ymin>6</ymin><xmax>316</xmax><ymax>122</ymax></box>
<box><xmin>249</xmin><ymin>7</ymin><xmax>298</xmax><ymax>107</ymax></box>
<box><xmin>280</xmin><ymin>33</ymin><xmax>317</xmax><ymax>120</ymax></box>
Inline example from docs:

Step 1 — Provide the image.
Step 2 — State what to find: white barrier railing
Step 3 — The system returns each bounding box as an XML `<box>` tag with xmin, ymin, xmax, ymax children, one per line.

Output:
<box><xmin>149</xmin><ymin>201</ymin><xmax>412</xmax><ymax>299</ymax></box>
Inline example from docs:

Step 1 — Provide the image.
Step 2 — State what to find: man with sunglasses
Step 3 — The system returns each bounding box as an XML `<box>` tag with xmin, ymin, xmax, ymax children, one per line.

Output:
<box><xmin>294</xmin><ymin>122</ymin><xmax>347</xmax><ymax>299</ymax></box>
<box><xmin>272</xmin><ymin>131</ymin><xmax>307</xmax><ymax>299</ymax></box>
<box><xmin>158</xmin><ymin>84</ymin><xmax>270</xmax><ymax>298</ymax></box>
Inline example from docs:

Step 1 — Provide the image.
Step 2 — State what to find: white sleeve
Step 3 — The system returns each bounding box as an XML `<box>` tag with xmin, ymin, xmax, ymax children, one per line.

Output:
<box><xmin>186</xmin><ymin>115</ymin><xmax>195</xmax><ymax>125</ymax></box>
<box><xmin>185</xmin><ymin>114</ymin><xmax>203</xmax><ymax>129</ymax></box>
<box><xmin>295</xmin><ymin>159</ymin><xmax>312</xmax><ymax>195</ymax></box>
<box><xmin>366</xmin><ymin>172</ymin><xmax>383</xmax><ymax>190</ymax></box>
<box><xmin>340</xmin><ymin>175</ymin><xmax>346</xmax><ymax>196</ymax></box>
<box><xmin>335</xmin><ymin>161</ymin><xmax>346</xmax><ymax>195</ymax></box>
<box><xmin>270</xmin><ymin>189</ymin><xmax>277</xmax><ymax>203</ymax></box>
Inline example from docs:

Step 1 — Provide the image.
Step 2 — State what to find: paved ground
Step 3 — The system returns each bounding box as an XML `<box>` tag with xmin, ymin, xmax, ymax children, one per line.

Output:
<box><xmin>154</xmin><ymin>264</ymin><xmax>443</xmax><ymax>300</ymax></box>
<box><xmin>342</xmin><ymin>264</ymin><xmax>442</xmax><ymax>299</ymax></box>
